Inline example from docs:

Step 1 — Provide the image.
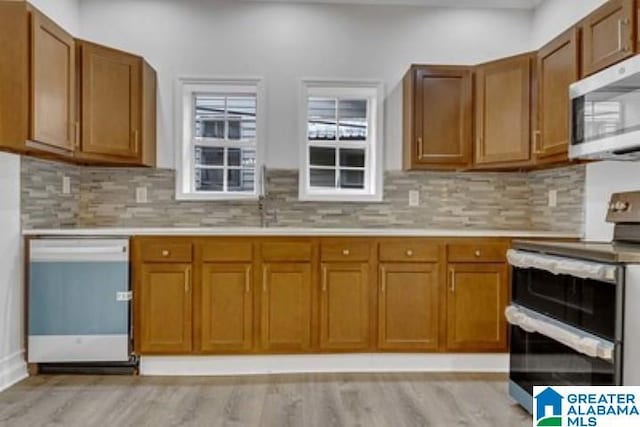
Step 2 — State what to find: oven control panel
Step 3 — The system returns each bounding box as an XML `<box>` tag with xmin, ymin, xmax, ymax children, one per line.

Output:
<box><xmin>607</xmin><ymin>191</ymin><xmax>639</xmax><ymax>223</ymax></box>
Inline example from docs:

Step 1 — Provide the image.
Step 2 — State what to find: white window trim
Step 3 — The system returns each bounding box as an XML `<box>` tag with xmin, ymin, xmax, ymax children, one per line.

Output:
<box><xmin>174</xmin><ymin>76</ymin><xmax>266</xmax><ymax>201</ymax></box>
<box><xmin>298</xmin><ymin>79</ymin><xmax>384</xmax><ymax>203</ymax></box>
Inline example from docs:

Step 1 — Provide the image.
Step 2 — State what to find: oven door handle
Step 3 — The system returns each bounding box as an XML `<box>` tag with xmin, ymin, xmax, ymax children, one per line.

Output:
<box><xmin>505</xmin><ymin>305</ymin><xmax>615</xmax><ymax>362</ymax></box>
<box><xmin>507</xmin><ymin>249</ymin><xmax>618</xmax><ymax>283</ymax></box>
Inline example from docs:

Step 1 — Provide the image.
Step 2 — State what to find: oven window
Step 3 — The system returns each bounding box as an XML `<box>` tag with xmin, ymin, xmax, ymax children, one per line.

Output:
<box><xmin>512</xmin><ymin>267</ymin><xmax>617</xmax><ymax>340</ymax></box>
<box><xmin>572</xmin><ymin>72</ymin><xmax>640</xmax><ymax>145</ymax></box>
<box><xmin>510</xmin><ymin>326</ymin><xmax>616</xmax><ymax>395</ymax></box>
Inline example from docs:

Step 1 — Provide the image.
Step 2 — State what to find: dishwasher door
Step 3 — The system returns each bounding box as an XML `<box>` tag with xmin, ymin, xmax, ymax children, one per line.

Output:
<box><xmin>28</xmin><ymin>239</ymin><xmax>131</xmax><ymax>363</ymax></box>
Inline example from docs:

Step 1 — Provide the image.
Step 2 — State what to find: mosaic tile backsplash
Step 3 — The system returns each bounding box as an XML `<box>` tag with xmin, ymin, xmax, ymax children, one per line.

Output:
<box><xmin>21</xmin><ymin>156</ymin><xmax>585</xmax><ymax>233</ymax></box>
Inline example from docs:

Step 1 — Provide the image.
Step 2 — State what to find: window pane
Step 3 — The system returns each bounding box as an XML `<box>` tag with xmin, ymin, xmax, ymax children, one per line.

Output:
<box><xmin>195</xmin><ymin>95</ymin><xmax>226</xmax><ymax>138</ymax></box>
<box><xmin>195</xmin><ymin>146</ymin><xmax>224</xmax><ymax>166</ymax></box>
<box><xmin>339</xmin><ymin>148</ymin><xmax>365</xmax><ymax>168</ymax></box>
<box><xmin>338</xmin><ymin>99</ymin><xmax>367</xmax><ymax>141</ymax></box>
<box><xmin>195</xmin><ymin>168</ymin><xmax>223</xmax><ymax>191</ymax></box>
<box><xmin>308</xmin><ymin>97</ymin><xmax>337</xmax><ymax>141</ymax></box>
<box><xmin>228</xmin><ymin>148</ymin><xmax>256</xmax><ymax>168</ymax></box>
<box><xmin>228</xmin><ymin>96</ymin><xmax>256</xmax><ymax>140</ymax></box>
<box><xmin>339</xmin><ymin>170</ymin><xmax>365</xmax><ymax>189</ymax></box>
<box><xmin>310</xmin><ymin>147</ymin><xmax>336</xmax><ymax>167</ymax></box>
<box><xmin>227</xmin><ymin>169</ymin><xmax>254</xmax><ymax>192</ymax></box>
<box><xmin>310</xmin><ymin>168</ymin><xmax>336</xmax><ymax>188</ymax></box>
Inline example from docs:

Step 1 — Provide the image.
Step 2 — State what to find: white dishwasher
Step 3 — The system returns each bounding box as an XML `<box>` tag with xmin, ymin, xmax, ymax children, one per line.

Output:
<box><xmin>28</xmin><ymin>239</ymin><xmax>132</xmax><ymax>364</ymax></box>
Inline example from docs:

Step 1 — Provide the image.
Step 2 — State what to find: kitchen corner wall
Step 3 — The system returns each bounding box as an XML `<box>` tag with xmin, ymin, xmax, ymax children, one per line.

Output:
<box><xmin>21</xmin><ymin>156</ymin><xmax>585</xmax><ymax>233</ymax></box>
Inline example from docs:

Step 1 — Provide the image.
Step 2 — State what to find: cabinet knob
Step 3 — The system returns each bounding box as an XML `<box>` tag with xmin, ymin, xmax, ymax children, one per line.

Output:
<box><xmin>406</xmin><ymin>249</ymin><xmax>413</xmax><ymax>257</ymax></box>
<box><xmin>474</xmin><ymin>250</ymin><xmax>481</xmax><ymax>257</ymax></box>
<box><xmin>342</xmin><ymin>249</ymin><xmax>350</xmax><ymax>256</ymax></box>
<box><xmin>162</xmin><ymin>250</ymin><xmax>170</xmax><ymax>257</ymax></box>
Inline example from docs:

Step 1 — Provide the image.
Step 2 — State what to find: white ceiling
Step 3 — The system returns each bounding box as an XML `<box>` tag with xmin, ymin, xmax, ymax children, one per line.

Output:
<box><xmin>239</xmin><ymin>0</ymin><xmax>544</xmax><ymax>9</ymax></box>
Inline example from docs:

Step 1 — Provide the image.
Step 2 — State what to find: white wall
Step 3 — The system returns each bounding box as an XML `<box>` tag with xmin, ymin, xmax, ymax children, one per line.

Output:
<box><xmin>0</xmin><ymin>153</ymin><xmax>26</xmax><ymax>392</ymax></box>
<box><xmin>79</xmin><ymin>0</ymin><xmax>533</xmax><ymax>170</ymax></box>
<box><xmin>531</xmin><ymin>0</ymin><xmax>607</xmax><ymax>48</ymax></box>
<box><xmin>0</xmin><ymin>0</ymin><xmax>80</xmax><ymax>392</ymax></box>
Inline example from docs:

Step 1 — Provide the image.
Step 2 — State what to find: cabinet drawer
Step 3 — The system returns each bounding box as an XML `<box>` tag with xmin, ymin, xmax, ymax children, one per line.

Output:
<box><xmin>261</xmin><ymin>242</ymin><xmax>312</xmax><ymax>262</ymax></box>
<box><xmin>321</xmin><ymin>243</ymin><xmax>370</xmax><ymax>262</ymax></box>
<box><xmin>140</xmin><ymin>241</ymin><xmax>193</xmax><ymax>263</ymax></box>
<box><xmin>447</xmin><ymin>243</ymin><xmax>507</xmax><ymax>263</ymax></box>
<box><xmin>201</xmin><ymin>241</ymin><xmax>252</xmax><ymax>262</ymax></box>
<box><xmin>379</xmin><ymin>242</ymin><xmax>439</xmax><ymax>262</ymax></box>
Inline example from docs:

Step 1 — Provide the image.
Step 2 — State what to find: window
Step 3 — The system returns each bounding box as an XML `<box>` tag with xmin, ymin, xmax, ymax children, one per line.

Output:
<box><xmin>176</xmin><ymin>77</ymin><xmax>264</xmax><ymax>200</ymax></box>
<box><xmin>299</xmin><ymin>80</ymin><xmax>384</xmax><ymax>202</ymax></box>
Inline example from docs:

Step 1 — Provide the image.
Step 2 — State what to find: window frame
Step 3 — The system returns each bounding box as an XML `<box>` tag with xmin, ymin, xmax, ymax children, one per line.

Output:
<box><xmin>298</xmin><ymin>79</ymin><xmax>384</xmax><ymax>202</ymax></box>
<box><xmin>175</xmin><ymin>76</ymin><xmax>265</xmax><ymax>201</ymax></box>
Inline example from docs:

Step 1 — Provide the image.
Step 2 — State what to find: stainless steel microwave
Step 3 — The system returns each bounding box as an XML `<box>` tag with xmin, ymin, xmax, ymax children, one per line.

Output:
<box><xmin>570</xmin><ymin>54</ymin><xmax>640</xmax><ymax>160</ymax></box>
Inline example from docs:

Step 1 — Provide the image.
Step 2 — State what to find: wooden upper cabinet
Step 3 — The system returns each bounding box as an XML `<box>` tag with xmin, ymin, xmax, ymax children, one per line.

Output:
<box><xmin>446</xmin><ymin>263</ymin><xmax>508</xmax><ymax>352</ymax></box>
<box><xmin>581</xmin><ymin>0</ymin><xmax>636</xmax><ymax>77</ymax></box>
<box><xmin>77</xmin><ymin>40</ymin><xmax>156</xmax><ymax>166</ymax></box>
<box><xmin>260</xmin><ymin>263</ymin><xmax>312</xmax><ymax>352</ymax></box>
<box><xmin>138</xmin><ymin>263</ymin><xmax>193</xmax><ymax>354</ymax></box>
<box><xmin>474</xmin><ymin>53</ymin><xmax>534</xmax><ymax>167</ymax></box>
<box><xmin>536</xmin><ymin>28</ymin><xmax>580</xmax><ymax>162</ymax></box>
<box><xmin>30</xmin><ymin>10</ymin><xmax>75</xmax><ymax>154</ymax></box>
<box><xmin>199</xmin><ymin>263</ymin><xmax>253</xmax><ymax>353</ymax></box>
<box><xmin>378</xmin><ymin>263</ymin><xmax>440</xmax><ymax>351</ymax></box>
<box><xmin>403</xmin><ymin>65</ymin><xmax>473</xmax><ymax>170</ymax></box>
<box><xmin>0</xmin><ymin>2</ymin><xmax>74</xmax><ymax>156</ymax></box>
<box><xmin>319</xmin><ymin>263</ymin><xmax>370</xmax><ymax>351</ymax></box>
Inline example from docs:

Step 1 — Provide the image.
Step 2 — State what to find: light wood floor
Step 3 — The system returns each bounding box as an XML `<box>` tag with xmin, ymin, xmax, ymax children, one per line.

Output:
<box><xmin>0</xmin><ymin>373</ymin><xmax>531</xmax><ymax>426</ymax></box>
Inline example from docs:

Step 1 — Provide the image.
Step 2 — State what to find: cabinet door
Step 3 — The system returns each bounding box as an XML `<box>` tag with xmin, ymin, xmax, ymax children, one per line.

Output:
<box><xmin>475</xmin><ymin>54</ymin><xmax>532</xmax><ymax>166</ymax></box>
<box><xmin>139</xmin><ymin>263</ymin><xmax>192</xmax><ymax>354</ymax></box>
<box><xmin>405</xmin><ymin>66</ymin><xmax>472</xmax><ymax>170</ymax></box>
<box><xmin>378</xmin><ymin>263</ymin><xmax>439</xmax><ymax>351</ymax></box>
<box><xmin>536</xmin><ymin>28</ymin><xmax>580</xmax><ymax>161</ymax></box>
<box><xmin>319</xmin><ymin>263</ymin><xmax>370</xmax><ymax>351</ymax></box>
<box><xmin>30</xmin><ymin>10</ymin><xmax>75</xmax><ymax>152</ymax></box>
<box><xmin>447</xmin><ymin>263</ymin><xmax>508</xmax><ymax>352</ymax></box>
<box><xmin>581</xmin><ymin>0</ymin><xmax>635</xmax><ymax>77</ymax></box>
<box><xmin>80</xmin><ymin>41</ymin><xmax>141</xmax><ymax>160</ymax></box>
<box><xmin>260</xmin><ymin>263</ymin><xmax>312</xmax><ymax>351</ymax></box>
<box><xmin>200</xmin><ymin>263</ymin><xmax>253</xmax><ymax>353</ymax></box>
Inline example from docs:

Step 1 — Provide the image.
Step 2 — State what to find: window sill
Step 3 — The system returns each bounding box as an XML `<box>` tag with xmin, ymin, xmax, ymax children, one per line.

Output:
<box><xmin>297</xmin><ymin>192</ymin><xmax>384</xmax><ymax>203</ymax></box>
<box><xmin>175</xmin><ymin>191</ymin><xmax>260</xmax><ymax>202</ymax></box>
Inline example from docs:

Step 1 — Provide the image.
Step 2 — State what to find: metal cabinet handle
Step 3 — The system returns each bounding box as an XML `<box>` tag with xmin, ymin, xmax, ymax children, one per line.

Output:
<box><xmin>132</xmin><ymin>130</ymin><xmax>139</xmax><ymax>154</ymax></box>
<box><xmin>263</xmin><ymin>269</ymin><xmax>267</xmax><ymax>293</ymax></box>
<box><xmin>533</xmin><ymin>130</ymin><xmax>541</xmax><ymax>155</ymax></box>
<box><xmin>342</xmin><ymin>249</ymin><xmax>350</xmax><ymax>256</ymax></box>
<box><xmin>406</xmin><ymin>249</ymin><xmax>413</xmax><ymax>257</ymax></box>
<box><xmin>74</xmin><ymin>122</ymin><xmax>80</xmax><ymax>148</ymax></box>
<box><xmin>185</xmin><ymin>268</ymin><xmax>191</xmax><ymax>293</ymax></box>
<box><xmin>417</xmin><ymin>137</ymin><xmax>424</xmax><ymax>159</ymax></box>
<box><xmin>617</xmin><ymin>19</ymin><xmax>630</xmax><ymax>52</ymax></box>
<box><xmin>245</xmin><ymin>269</ymin><xmax>251</xmax><ymax>294</ymax></box>
<box><xmin>475</xmin><ymin>250</ymin><xmax>481</xmax><ymax>257</ymax></box>
<box><xmin>162</xmin><ymin>250</ymin><xmax>170</xmax><ymax>257</ymax></box>
<box><xmin>450</xmin><ymin>269</ymin><xmax>455</xmax><ymax>293</ymax></box>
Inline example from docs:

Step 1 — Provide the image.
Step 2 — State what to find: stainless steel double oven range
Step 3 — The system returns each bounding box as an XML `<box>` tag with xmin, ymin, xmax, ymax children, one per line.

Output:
<box><xmin>507</xmin><ymin>191</ymin><xmax>640</xmax><ymax>413</ymax></box>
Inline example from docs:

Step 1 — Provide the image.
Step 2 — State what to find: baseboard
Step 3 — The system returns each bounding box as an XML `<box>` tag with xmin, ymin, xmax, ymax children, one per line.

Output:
<box><xmin>140</xmin><ymin>353</ymin><xmax>509</xmax><ymax>376</ymax></box>
<box><xmin>0</xmin><ymin>350</ymin><xmax>28</xmax><ymax>393</ymax></box>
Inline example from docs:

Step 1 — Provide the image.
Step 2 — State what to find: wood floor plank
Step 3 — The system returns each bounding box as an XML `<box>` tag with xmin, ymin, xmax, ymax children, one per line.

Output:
<box><xmin>0</xmin><ymin>373</ymin><xmax>532</xmax><ymax>427</ymax></box>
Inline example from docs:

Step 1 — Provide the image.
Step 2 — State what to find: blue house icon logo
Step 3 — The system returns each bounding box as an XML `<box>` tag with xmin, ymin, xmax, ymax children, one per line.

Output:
<box><xmin>535</xmin><ymin>387</ymin><xmax>564</xmax><ymax>427</ymax></box>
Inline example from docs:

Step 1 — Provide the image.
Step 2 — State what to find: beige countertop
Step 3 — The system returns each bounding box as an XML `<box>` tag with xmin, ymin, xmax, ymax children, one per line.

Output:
<box><xmin>21</xmin><ymin>227</ymin><xmax>582</xmax><ymax>238</ymax></box>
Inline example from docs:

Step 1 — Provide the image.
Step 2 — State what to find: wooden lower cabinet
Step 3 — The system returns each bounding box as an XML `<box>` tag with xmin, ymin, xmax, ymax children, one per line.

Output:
<box><xmin>138</xmin><ymin>263</ymin><xmax>193</xmax><ymax>354</ymax></box>
<box><xmin>199</xmin><ymin>263</ymin><xmax>253</xmax><ymax>353</ymax></box>
<box><xmin>134</xmin><ymin>237</ymin><xmax>511</xmax><ymax>356</ymax></box>
<box><xmin>378</xmin><ymin>263</ymin><xmax>440</xmax><ymax>351</ymax></box>
<box><xmin>446</xmin><ymin>263</ymin><xmax>508</xmax><ymax>352</ymax></box>
<box><xmin>260</xmin><ymin>262</ymin><xmax>313</xmax><ymax>352</ymax></box>
<box><xmin>319</xmin><ymin>263</ymin><xmax>370</xmax><ymax>351</ymax></box>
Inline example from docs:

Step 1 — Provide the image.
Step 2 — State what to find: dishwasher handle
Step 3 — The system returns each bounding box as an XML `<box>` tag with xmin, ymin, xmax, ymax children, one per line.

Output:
<box><xmin>30</xmin><ymin>239</ymin><xmax>130</xmax><ymax>262</ymax></box>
